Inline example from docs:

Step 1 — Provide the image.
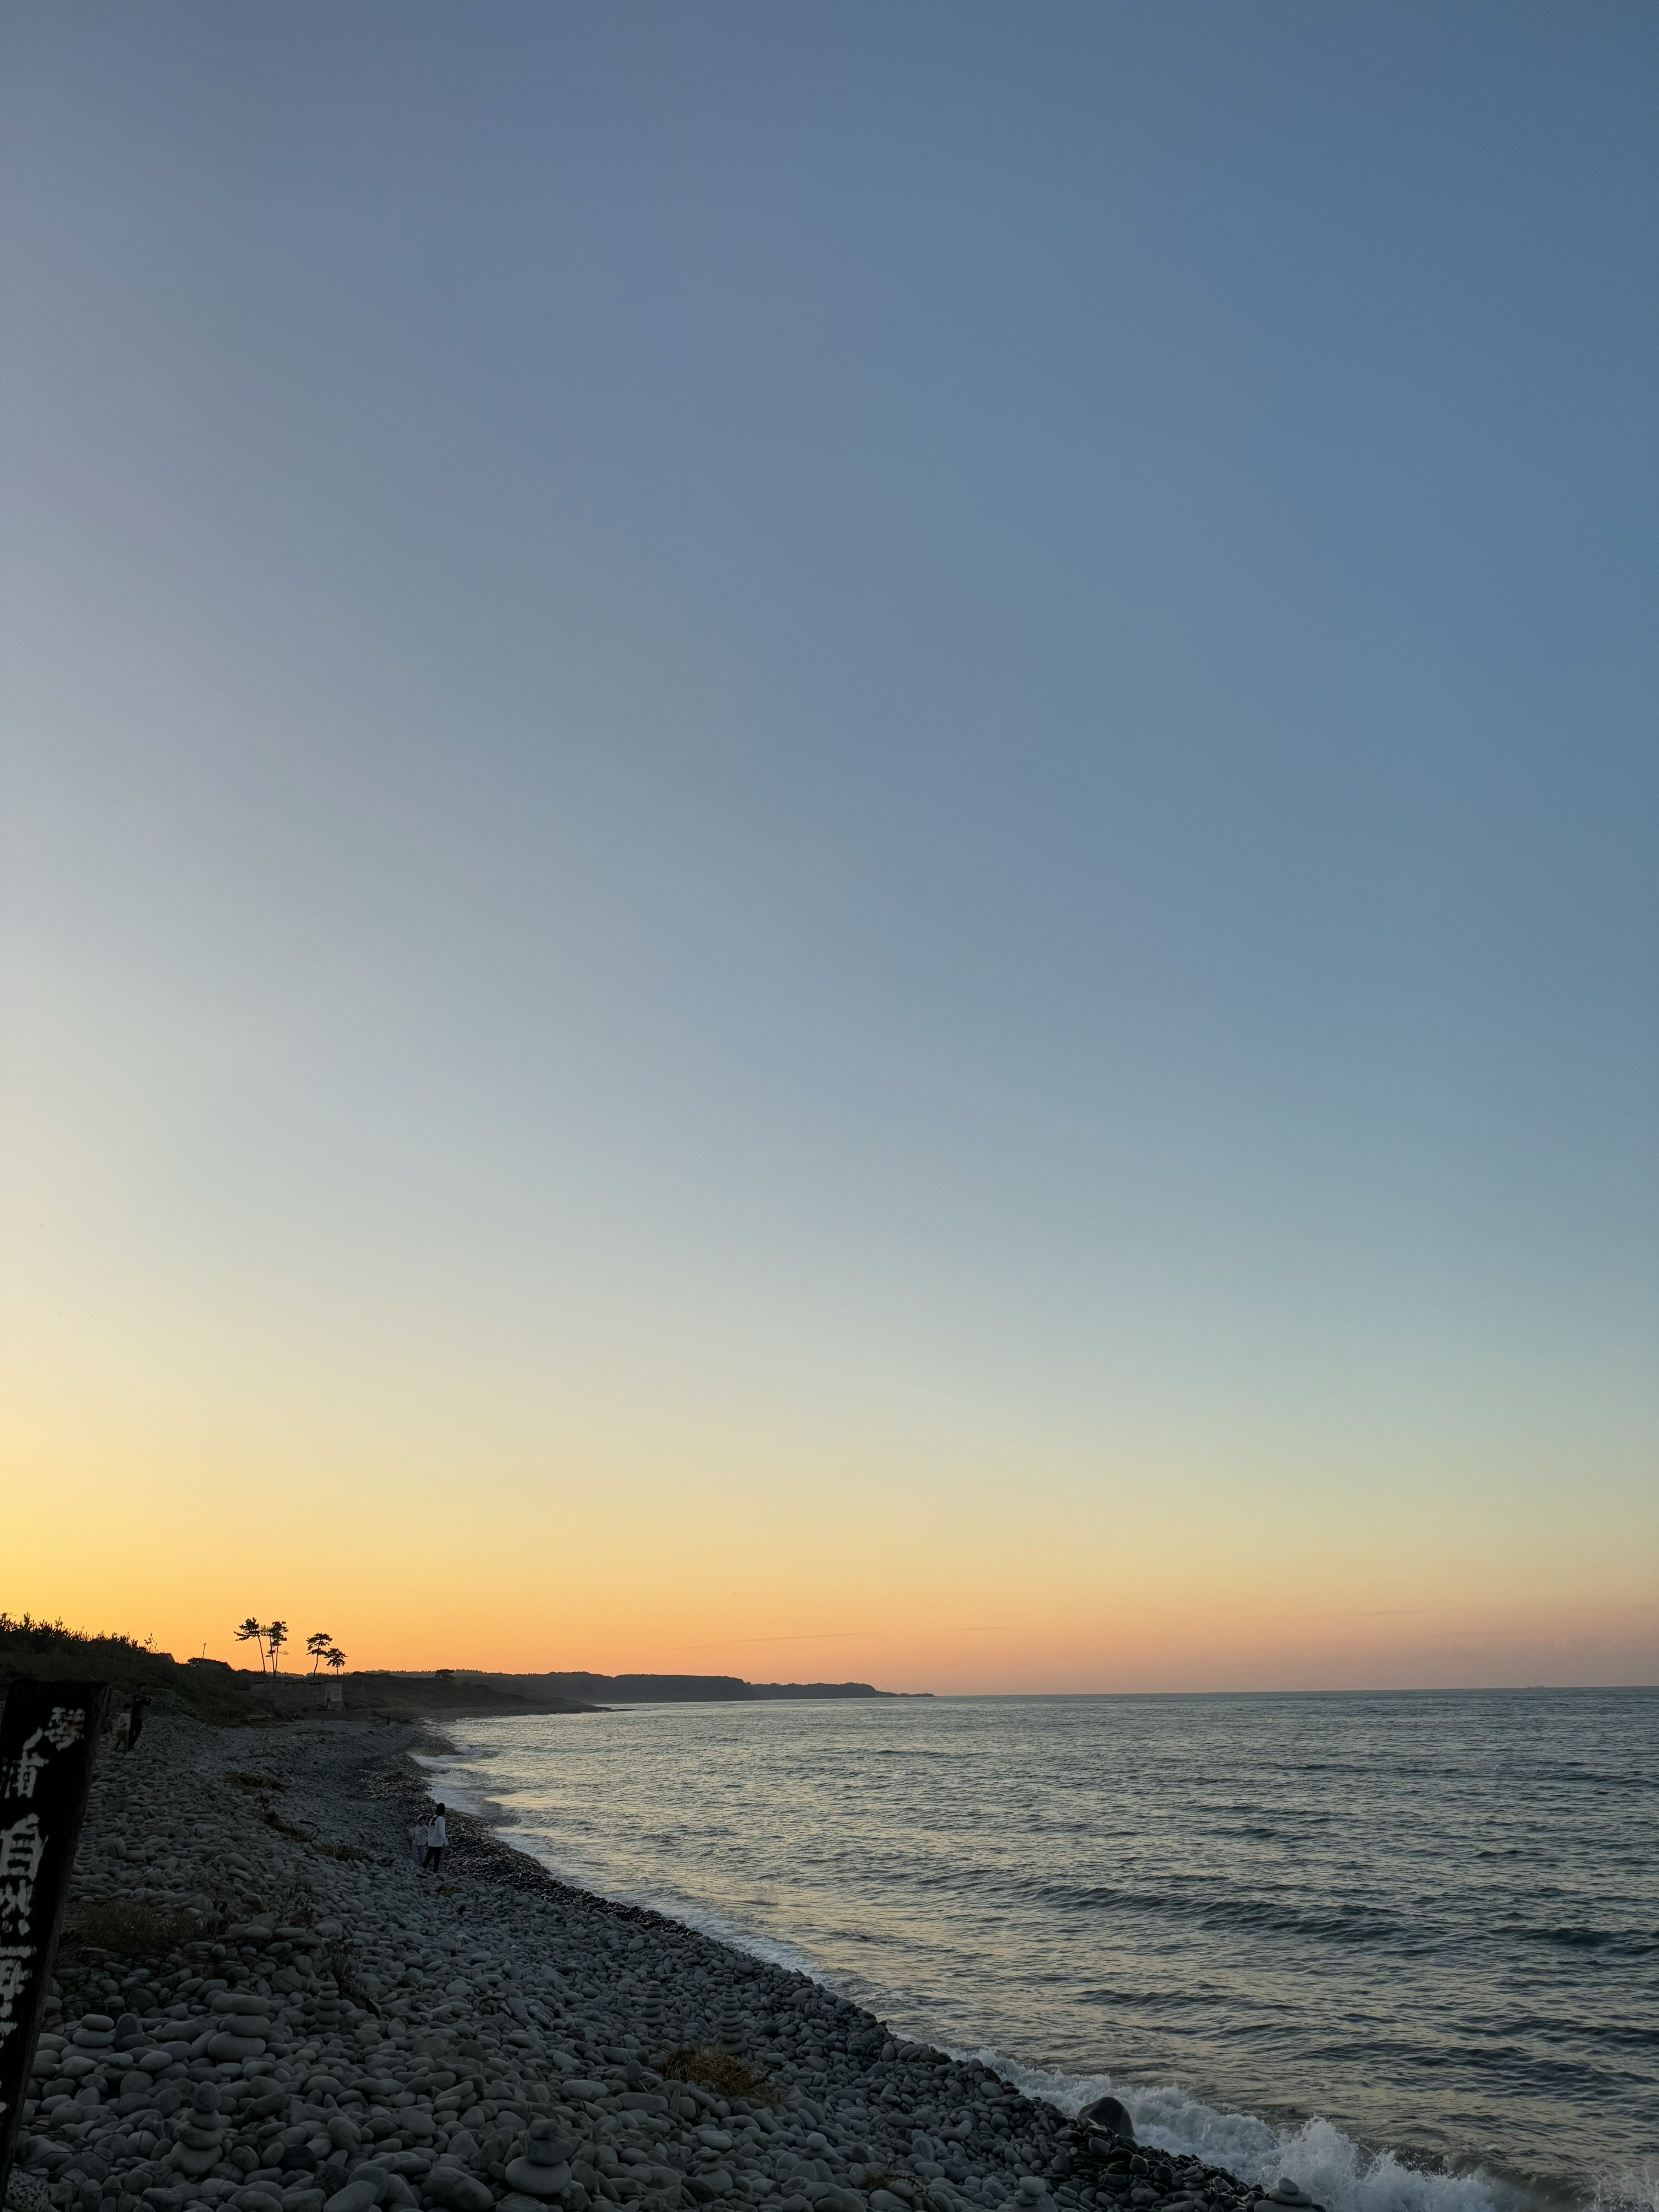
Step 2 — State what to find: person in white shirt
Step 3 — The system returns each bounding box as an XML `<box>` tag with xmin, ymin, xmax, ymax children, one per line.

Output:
<box><xmin>423</xmin><ymin>1805</ymin><xmax>448</xmax><ymax>1875</ymax></box>
<box><xmin>409</xmin><ymin>1818</ymin><xmax>428</xmax><ymax>1869</ymax></box>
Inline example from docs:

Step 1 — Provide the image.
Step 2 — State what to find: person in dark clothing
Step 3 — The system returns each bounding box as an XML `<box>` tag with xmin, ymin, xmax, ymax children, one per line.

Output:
<box><xmin>125</xmin><ymin>1691</ymin><xmax>152</xmax><ymax>1752</ymax></box>
<box><xmin>423</xmin><ymin>1803</ymin><xmax>448</xmax><ymax>1874</ymax></box>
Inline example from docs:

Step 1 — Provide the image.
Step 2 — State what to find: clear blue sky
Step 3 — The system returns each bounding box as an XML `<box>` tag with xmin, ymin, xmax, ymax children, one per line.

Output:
<box><xmin>3</xmin><ymin>4</ymin><xmax>1655</xmax><ymax>1684</ymax></box>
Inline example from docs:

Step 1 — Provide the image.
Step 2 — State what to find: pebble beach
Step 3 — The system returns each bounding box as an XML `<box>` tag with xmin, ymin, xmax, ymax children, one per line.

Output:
<box><xmin>6</xmin><ymin>1713</ymin><xmax>1298</xmax><ymax>2212</ymax></box>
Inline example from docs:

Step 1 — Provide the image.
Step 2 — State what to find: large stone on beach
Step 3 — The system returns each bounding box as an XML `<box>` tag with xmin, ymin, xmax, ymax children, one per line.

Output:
<box><xmin>170</xmin><ymin>2144</ymin><xmax>222</xmax><ymax>2179</ymax></box>
<box><xmin>503</xmin><ymin>2160</ymin><xmax>571</xmax><ymax>2199</ymax></box>
<box><xmin>1076</xmin><ymin>2098</ymin><xmax>1134</xmax><ymax>2146</ymax></box>
<box><xmin>208</xmin><ymin>2033</ymin><xmax>268</xmax><ymax>2062</ymax></box>
<box><xmin>324</xmin><ymin>2183</ymin><xmax>386</xmax><ymax>2212</ymax></box>
<box><xmin>424</xmin><ymin>2169</ymin><xmax>495</xmax><ymax>2212</ymax></box>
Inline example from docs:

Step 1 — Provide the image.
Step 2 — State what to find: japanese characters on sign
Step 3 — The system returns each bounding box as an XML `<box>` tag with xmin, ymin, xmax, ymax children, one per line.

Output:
<box><xmin>0</xmin><ymin>1679</ymin><xmax>111</xmax><ymax>2193</ymax></box>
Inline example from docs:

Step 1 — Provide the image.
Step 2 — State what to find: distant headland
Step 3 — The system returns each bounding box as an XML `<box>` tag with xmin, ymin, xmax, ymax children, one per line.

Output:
<box><xmin>334</xmin><ymin>1669</ymin><xmax>929</xmax><ymax>1718</ymax></box>
<box><xmin>453</xmin><ymin>1669</ymin><xmax>927</xmax><ymax>1704</ymax></box>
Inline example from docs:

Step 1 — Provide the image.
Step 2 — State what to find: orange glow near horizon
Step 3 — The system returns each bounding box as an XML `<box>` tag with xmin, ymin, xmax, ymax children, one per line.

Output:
<box><xmin>6</xmin><ymin>1379</ymin><xmax>1654</xmax><ymax>1694</ymax></box>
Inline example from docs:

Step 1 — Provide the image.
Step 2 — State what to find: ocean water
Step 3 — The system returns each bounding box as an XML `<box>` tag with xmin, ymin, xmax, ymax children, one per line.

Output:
<box><xmin>416</xmin><ymin>1690</ymin><xmax>1658</xmax><ymax>2212</ymax></box>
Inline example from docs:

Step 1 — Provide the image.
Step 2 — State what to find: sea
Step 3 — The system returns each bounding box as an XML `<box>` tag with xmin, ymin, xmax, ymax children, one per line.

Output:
<box><xmin>415</xmin><ymin>1689</ymin><xmax>1658</xmax><ymax>2212</ymax></box>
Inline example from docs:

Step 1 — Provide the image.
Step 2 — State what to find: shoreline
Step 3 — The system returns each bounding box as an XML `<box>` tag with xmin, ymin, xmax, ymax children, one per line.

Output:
<box><xmin>397</xmin><ymin>1723</ymin><xmax>1567</xmax><ymax>2212</ymax></box>
<box><xmin>11</xmin><ymin>1710</ymin><xmax>1289</xmax><ymax>2212</ymax></box>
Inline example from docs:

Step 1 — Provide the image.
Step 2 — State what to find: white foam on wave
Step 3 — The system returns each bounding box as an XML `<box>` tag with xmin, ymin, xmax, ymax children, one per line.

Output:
<box><xmin>1591</xmin><ymin>2169</ymin><xmax>1659</xmax><ymax>2212</ymax></box>
<box><xmin>974</xmin><ymin>2058</ymin><xmax>1518</xmax><ymax>2212</ymax></box>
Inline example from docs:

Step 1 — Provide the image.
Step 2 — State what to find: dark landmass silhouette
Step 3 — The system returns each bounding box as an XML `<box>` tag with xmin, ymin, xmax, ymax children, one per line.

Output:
<box><xmin>459</xmin><ymin>1669</ymin><xmax>928</xmax><ymax>1703</ymax></box>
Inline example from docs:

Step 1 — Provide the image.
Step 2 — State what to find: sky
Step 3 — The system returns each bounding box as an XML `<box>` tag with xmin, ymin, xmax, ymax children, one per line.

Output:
<box><xmin>2</xmin><ymin>2</ymin><xmax>1656</xmax><ymax>1694</ymax></box>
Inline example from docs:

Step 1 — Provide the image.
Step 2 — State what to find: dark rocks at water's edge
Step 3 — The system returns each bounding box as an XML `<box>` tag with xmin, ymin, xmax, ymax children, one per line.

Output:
<box><xmin>1073</xmin><ymin>2104</ymin><xmax>1132</xmax><ymax>2148</ymax></box>
<box><xmin>8</xmin><ymin>1716</ymin><xmax>1303</xmax><ymax>2212</ymax></box>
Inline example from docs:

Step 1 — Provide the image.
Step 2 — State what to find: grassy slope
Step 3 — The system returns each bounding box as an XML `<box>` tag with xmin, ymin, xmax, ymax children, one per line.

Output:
<box><xmin>0</xmin><ymin>1621</ymin><xmax>603</xmax><ymax>1724</ymax></box>
<box><xmin>0</xmin><ymin>1614</ymin><xmax>255</xmax><ymax>1723</ymax></box>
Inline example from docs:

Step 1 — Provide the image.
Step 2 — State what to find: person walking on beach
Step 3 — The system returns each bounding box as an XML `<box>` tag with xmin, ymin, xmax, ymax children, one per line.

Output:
<box><xmin>125</xmin><ymin>1690</ymin><xmax>152</xmax><ymax>1752</ymax></box>
<box><xmin>409</xmin><ymin>1814</ymin><xmax>429</xmax><ymax>1870</ymax></box>
<box><xmin>423</xmin><ymin>1804</ymin><xmax>448</xmax><ymax>1875</ymax></box>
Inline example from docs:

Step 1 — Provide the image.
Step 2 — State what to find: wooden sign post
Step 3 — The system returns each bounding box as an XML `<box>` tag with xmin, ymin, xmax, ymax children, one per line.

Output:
<box><xmin>0</xmin><ymin>1679</ymin><xmax>111</xmax><ymax>2197</ymax></box>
